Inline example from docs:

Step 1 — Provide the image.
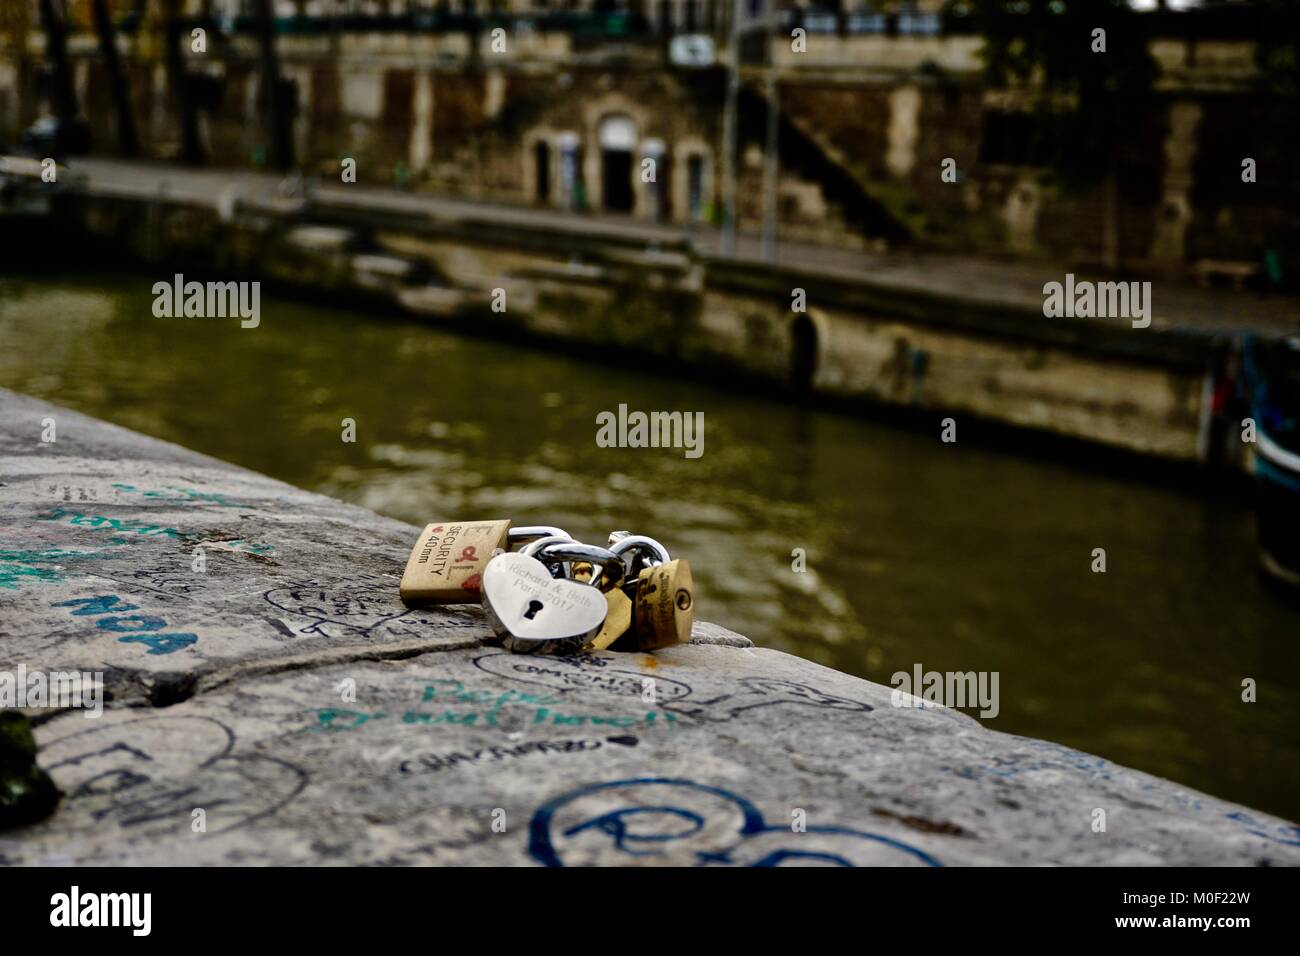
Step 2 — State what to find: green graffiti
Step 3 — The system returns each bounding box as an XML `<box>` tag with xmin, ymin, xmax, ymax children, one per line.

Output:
<box><xmin>33</xmin><ymin>509</ymin><xmax>274</xmax><ymax>554</ymax></box>
<box><xmin>307</xmin><ymin>708</ymin><xmax>386</xmax><ymax>731</ymax></box>
<box><xmin>304</xmin><ymin>680</ymin><xmax>677</xmax><ymax>732</ymax></box>
<box><xmin>0</xmin><ymin>548</ymin><xmax>117</xmax><ymax>588</ymax></box>
<box><xmin>0</xmin><ymin>563</ymin><xmax>62</xmax><ymax>590</ymax></box>
<box><xmin>35</xmin><ymin>508</ymin><xmax>189</xmax><ymax>540</ymax></box>
<box><xmin>111</xmin><ymin>483</ymin><xmax>251</xmax><ymax>509</ymax></box>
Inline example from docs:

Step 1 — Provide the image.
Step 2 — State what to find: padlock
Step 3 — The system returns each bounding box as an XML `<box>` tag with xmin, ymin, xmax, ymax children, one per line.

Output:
<box><xmin>627</xmin><ymin>558</ymin><xmax>694</xmax><ymax>651</ymax></box>
<box><xmin>482</xmin><ymin>553</ymin><xmax>604</xmax><ymax>655</ymax></box>
<box><xmin>525</xmin><ymin>539</ymin><xmax>628</xmax><ymax>649</ymax></box>
<box><xmin>533</xmin><ymin>540</ymin><xmax>629</xmax><ymax>649</ymax></box>
<box><xmin>400</xmin><ymin>519</ymin><xmax>511</xmax><ymax>605</ymax></box>
<box><xmin>587</xmin><ymin>576</ymin><xmax>634</xmax><ymax>651</ymax></box>
<box><xmin>484</xmin><ymin>542</ymin><xmax>625</xmax><ymax>655</ymax></box>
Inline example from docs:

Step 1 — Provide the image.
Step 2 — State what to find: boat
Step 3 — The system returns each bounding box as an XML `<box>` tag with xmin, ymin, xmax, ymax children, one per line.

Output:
<box><xmin>1245</xmin><ymin>335</ymin><xmax>1300</xmax><ymax>588</ymax></box>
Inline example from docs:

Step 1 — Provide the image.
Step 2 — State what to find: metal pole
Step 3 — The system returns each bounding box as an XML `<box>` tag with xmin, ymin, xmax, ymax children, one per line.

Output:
<box><xmin>761</xmin><ymin>3</ymin><xmax>778</xmax><ymax>262</ymax></box>
<box><xmin>163</xmin><ymin>0</ymin><xmax>204</xmax><ymax>164</ymax></box>
<box><xmin>253</xmin><ymin>0</ymin><xmax>293</xmax><ymax>170</ymax></box>
<box><xmin>92</xmin><ymin>0</ymin><xmax>139</xmax><ymax>156</ymax></box>
<box><xmin>1</xmin><ymin>0</ymin><xmax>33</xmax><ymax>129</ymax></box>
<box><xmin>38</xmin><ymin>0</ymin><xmax>78</xmax><ymax>122</ymax></box>
<box><xmin>720</xmin><ymin>0</ymin><xmax>743</xmax><ymax>257</ymax></box>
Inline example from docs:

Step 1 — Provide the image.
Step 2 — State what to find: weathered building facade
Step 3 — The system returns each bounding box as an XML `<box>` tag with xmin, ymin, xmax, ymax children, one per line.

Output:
<box><xmin>1</xmin><ymin>2</ymin><xmax>1296</xmax><ymax>281</ymax></box>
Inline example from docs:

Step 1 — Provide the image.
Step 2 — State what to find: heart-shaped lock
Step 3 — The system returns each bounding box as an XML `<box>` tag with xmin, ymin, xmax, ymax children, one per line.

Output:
<box><xmin>481</xmin><ymin>551</ymin><xmax>608</xmax><ymax>655</ymax></box>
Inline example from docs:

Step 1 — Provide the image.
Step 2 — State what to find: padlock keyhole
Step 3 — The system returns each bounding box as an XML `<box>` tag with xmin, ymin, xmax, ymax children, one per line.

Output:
<box><xmin>523</xmin><ymin>599</ymin><xmax>544</xmax><ymax>620</ymax></box>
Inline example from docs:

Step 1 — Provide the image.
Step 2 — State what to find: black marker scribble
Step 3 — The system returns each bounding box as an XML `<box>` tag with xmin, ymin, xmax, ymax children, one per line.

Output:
<box><xmin>472</xmin><ymin>652</ymin><xmax>871</xmax><ymax>723</ymax></box>
<box><xmin>35</xmin><ymin>714</ymin><xmax>308</xmax><ymax>838</ymax></box>
<box><xmin>262</xmin><ymin>575</ymin><xmax>480</xmax><ymax>640</ymax></box>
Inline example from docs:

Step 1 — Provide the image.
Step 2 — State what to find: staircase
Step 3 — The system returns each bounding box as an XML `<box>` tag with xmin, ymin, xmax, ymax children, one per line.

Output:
<box><xmin>736</xmin><ymin>77</ymin><xmax>912</xmax><ymax>246</ymax></box>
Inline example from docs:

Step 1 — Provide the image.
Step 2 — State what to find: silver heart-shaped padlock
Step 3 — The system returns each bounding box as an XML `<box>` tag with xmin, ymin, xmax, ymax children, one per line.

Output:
<box><xmin>481</xmin><ymin>551</ymin><xmax>608</xmax><ymax>655</ymax></box>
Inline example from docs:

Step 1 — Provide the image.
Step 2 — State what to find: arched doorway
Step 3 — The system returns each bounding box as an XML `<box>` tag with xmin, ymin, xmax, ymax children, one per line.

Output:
<box><xmin>598</xmin><ymin>114</ymin><xmax>637</xmax><ymax>213</ymax></box>
<box><xmin>790</xmin><ymin>315</ymin><xmax>818</xmax><ymax>394</ymax></box>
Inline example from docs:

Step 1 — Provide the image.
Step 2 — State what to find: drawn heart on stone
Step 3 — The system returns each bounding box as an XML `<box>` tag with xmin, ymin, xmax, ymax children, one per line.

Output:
<box><xmin>481</xmin><ymin>552</ymin><xmax>607</xmax><ymax>650</ymax></box>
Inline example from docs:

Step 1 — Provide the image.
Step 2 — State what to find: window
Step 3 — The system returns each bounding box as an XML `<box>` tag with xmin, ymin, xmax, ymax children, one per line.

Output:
<box><xmin>688</xmin><ymin>154</ymin><xmax>705</xmax><ymax>219</ymax></box>
<box><xmin>534</xmin><ymin>141</ymin><xmax>551</xmax><ymax>204</ymax></box>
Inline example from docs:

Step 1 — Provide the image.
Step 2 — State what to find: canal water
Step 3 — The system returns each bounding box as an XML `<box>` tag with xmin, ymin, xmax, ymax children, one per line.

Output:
<box><xmin>3</xmin><ymin>271</ymin><xmax>1298</xmax><ymax>822</ymax></box>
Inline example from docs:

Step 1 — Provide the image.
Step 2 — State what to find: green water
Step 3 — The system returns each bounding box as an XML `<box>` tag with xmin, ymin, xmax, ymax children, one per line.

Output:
<box><xmin>3</xmin><ymin>272</ymin><xmax>1298</xmax><ymax>822</ymax></box>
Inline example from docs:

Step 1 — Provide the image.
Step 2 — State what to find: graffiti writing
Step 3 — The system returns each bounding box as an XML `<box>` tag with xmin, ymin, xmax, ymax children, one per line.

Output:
<box><xmin>52</xmin><ymin>594</ymin><xmax>197</xmax><ymax>655</ymax></box>
<box><xmin>528</xmin><ymin>778</ymin><xmax>941</xmax><ymax>867</ymax></box>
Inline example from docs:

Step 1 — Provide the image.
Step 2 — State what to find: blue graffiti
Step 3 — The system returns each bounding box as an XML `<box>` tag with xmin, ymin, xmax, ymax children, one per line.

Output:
<box><xmin>942</xmin><ymin>742</ymin><xmax>1114</xmax><ymax>784</ymax></box>
<box><xmin>1226</xmin><ymin>811</ymin><xmax>1300</xmax><ymax>847</ymax></box>
<box><xmin>528</xmin><ymin>777</ymin><xmax>942</xmax><ymax>867</ymax></box>
<box><xmin>52</xmin><ymin>595</ymin><xmax>197</xmax><ymax>655</ymax></box>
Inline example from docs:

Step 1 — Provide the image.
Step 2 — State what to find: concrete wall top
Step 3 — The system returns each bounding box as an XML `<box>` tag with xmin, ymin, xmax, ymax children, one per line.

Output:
<box><xmin>1</xmin><ymin>388</ymin><xmax>1297</xmax><ymax>865</ymax></box>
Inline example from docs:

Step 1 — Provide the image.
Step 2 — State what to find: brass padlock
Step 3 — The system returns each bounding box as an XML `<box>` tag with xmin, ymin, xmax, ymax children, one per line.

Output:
<box><xmin>588</xmin><ymin>585</ymin><xmax>633</xmax><ymax>651</ymax></box>
<box><xmin>400</xmin><ymin>519</ymin><xmax>511</xmax><ymax>605</ymax></box>
<box><xmin>627</xmin><ymin>559</ymin><xmax>694</xmax><ymax>650</ymax></box>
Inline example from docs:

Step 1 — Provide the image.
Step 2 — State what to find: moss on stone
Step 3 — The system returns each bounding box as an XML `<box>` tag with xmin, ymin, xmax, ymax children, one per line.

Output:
<box><xmin>0</xmin><ymin>710</ymin><xmax>61</xmax><ymax>831</ymax></box>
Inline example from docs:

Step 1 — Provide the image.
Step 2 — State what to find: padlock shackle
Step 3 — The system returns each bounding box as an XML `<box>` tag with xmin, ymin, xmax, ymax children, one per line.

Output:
<box><xmin>508</xmin><ymin>526</ymin><xmax>571</xmax><ymax>546</ymax></box>
<box><xmin>519</xmin><ymin>534</ymin><xmax>574</xmax><ymax>558</ymax></box>
<box><xmin>610</xmin><ymin>535</ymin><xmax>671</xmax><ymax>576</ymax></box>
<box><xmin>533</xmin><ymin>541</ymin><xmax>626</xmax><ymax>591</ymax></box>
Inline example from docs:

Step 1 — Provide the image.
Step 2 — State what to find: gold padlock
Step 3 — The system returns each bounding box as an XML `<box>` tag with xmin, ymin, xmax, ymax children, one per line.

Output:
<box><xmin>588</xmin><ymin>586</ymin><xmax>633</xmax><ymax>651</ymax></box>
<box><xmin>584</xmin><ymin>550</ymin><xmax>632</xmax><ymax>650</ymax></box>
<box><xmin>628</xmin><ymin>559</ymin><xmax>694</xmax><ymax>650</ymax></box>
<box><xmin>399</xmin><ymin>519</ymin><xmax>511</xmax><ymax>605</ymax></box>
